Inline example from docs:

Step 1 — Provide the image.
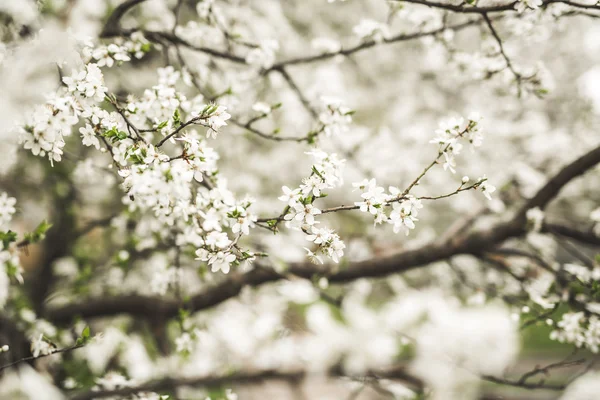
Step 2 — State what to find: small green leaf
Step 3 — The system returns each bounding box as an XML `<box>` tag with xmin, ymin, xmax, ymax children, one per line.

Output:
<box><xmin>173</xmin><ymin>109</ymin><xmax>181</xmax><ymax>126</ymax></box>
<box><xmin>140</xmin><ymin>43</ymin><xmax>152</xmax><ymax>53</ymax></box>
<box><xmin>0</xmin><ymin>231</ymin><xmax>17</xmax><ymax>249</ymax></box>
<box><xmin>24</xmin><ymin>220</ymin><xmax>53</xmax><ymax>244</ymax></box>
<box><xmin>76</xmin><ymin>326</ymin><xmax>91</xmax><ymax>345</ymax></box>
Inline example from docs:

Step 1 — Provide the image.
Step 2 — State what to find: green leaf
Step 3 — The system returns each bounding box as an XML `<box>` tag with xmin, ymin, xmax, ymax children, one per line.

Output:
<box><xmin>140</xmin><ymin>43</ymin><xmax>152</xmax><ymax>53</ymax></box>
<box><xmin>76</xmin><ymin>325</ymin><xmax>91</xmax><ymax>345</ymax></box>
<box><xmin>0</xmin><ymin>231</ymin><xmax>17</xmax><ymax>249</ymax></box>
<box><xmin>102</xmin><ymin>127</ymin><xmax>129</xmax><ymax>142</ymax></box>
<box><xmin>173</xmin><ymin>109</ymin><xmax>181</xmax><ymax>126</ymax></box>
<box><xmin>35</xmin><ymin>220</ymin><xmax>52</xmax><ymax>236</ymax></box>
<box><xmin>24</xmin><ymin>220</ymin><xmax>53</xmax><ymax>244</ymax></box>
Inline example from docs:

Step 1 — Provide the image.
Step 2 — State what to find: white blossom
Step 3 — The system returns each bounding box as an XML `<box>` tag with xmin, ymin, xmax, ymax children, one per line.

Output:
<box><xmin>285</xmin><ymin>203</ymin><xmax>322</xmax><ymax>226</ymax></box>
<box><xmin>0</xmin><ymin>192</ymin><xmax>16</xmax><ymax>228</ymax></box>
<box><xmin>353</xmin><ymin>19</ymin><xmax>389</xmax><ymax>42</ymax></box>
<box><xmin>515</xmin><ymin>0</ymin><xmax>543</xmax><ymax>13</ymax></box>
<box><xmin>526</xmin><ymin>207</ymin><xmax>545</xmax><ymax>232</ymax></box>
<box><xmin>246</xmin><ymin>40</ymin><xmax>279</xmax><ymax>69</ymax></box>
<box><xmin>30</xmin><ymin>334</ymin><xmax>55</xmax><ymax>358</ymax></box>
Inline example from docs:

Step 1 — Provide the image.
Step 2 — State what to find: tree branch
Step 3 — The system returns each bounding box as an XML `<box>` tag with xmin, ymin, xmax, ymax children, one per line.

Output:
<box><xmin>68</xmin><ymin>365</ymin><xmax>422</xmax><ymax>400</ymax></box>
<box><xmin>46</xmin><ymin>143</ymin><xmax>600</xmax><ymax>324</ymax></box>
<box><xmin>0</xmin><ymin>343</ymin><xmax>85</xmax><ymax>373</ymax></box>
<box><xmin>266</xmin><ymin>19</ymin><xmax>483</xmax><ymax>72</ymax></box>
<box><xmin>543</xmin><ymin>221</ymin><xmax>600</xmax><ymax>247</ymax></box>
<box><xmin>100</xmin><ymin>0</ymin><xmax>148</xmax><ymax>38</ymax></box>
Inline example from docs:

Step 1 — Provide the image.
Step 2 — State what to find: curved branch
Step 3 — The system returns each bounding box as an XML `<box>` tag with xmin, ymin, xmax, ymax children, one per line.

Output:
<box><xmin>390</xmin><ymin>0</ymin><xmax>599</xmax><ymax>14</ymax></box>
<box><xmin>393</xmin><ymin>0</ymin><xmax>518</xmax><ymax>13</ymax></box>
<box><xmin>100</xmin><ymin>0</ymin><xmax>148</xmax><ymax>38</ymax></box>
<box><xmin>517</xmin><ymin>143</ymin><xmax>600</xmax><ymax>217</ymax></box>
<box><xmin>543</xmin><ymin>222</ymin><xmax>600</xmax><ymax>246</ymax></box>
<box><xmin>69</xmin><ymin>356</ymin><xmax>576</xmax><ymax>400</ymax></box>
<box><xmin>143</xmin><ymin>30</ymin><xmax>247</xmax><ymax>64</ymax></box>
<box><xmin>267</xmin><ymin>18</ymin><xmax>482</xmax><ymax>72</ymax></box>
<box><xmin>69</xmin><ymin>365</ymin><xmax>422</xmax><ymax>400</ymax></box>
<box><xmin>0</xmin><ymin>344</ymin><xmax>85</xmax><ymax>372</ymax></box>
<box><xmin>46</xmin><ymin>143</ymin><xmax>600</xmax><ymax>323</ymax></box>
<box><xmin>482</xmin><ymin>13</ymin><xmax>523</xmax><ymax>94</ymax></box>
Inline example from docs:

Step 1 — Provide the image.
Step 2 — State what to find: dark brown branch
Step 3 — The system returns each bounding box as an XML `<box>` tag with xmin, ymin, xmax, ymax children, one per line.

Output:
<box><xmin>230</xmin><ymin>119</ymin><xmax>310</xmax><ymax>142</ymax></box>
<box><xmin>516</xmin><ymin>145</ymin><xmax>600</xmax><ymax>217</ymax></box>
<box><xmin>46</xmin><ymin>144</ymin><xmax>600</xmax><ymax>324</ymax></box>
<box><xmin>481</xmin><ymin>374</ymin><xmax>565</xmax><ymax>391</ymax></box>
<box><xmin>69</xmin><ymin>365</ymin><xmax>422</xmax><ymax>400</ymax></box>
<box><xmin>274</xmin><ymin>67</ymin><xmax>319</xmax><ymax>119</ymax></box>
<box><xmin>487</xmin><ymin>248</ymin><xmax>554</xmax><ymax>273</ymax></box>
<box><xmin>552</xmin><ymin>234</ymin><xmax>595</xmax><ymax>268</ymax></box>
<box><xmin>155</xmin><ymin>115</ymin><xmax>209</xmax><ymax>147</ymax></box>
<box><xmin>143</xmin><ymin>30</ymin><xmax>247</xmax><ymax>64</ymax></box>
<box><xmin>100</xmin><ymin>1</ymin><xmax>247</xmax><ymax>64</ymax></box>
<box><xmin>0</xmin><ymin>344</ymin><xmax>85</xmax><ymax>372</ymax></box>
<box><xmin>100</xmin><ymin>0</ymin><xmax>147</xmax><ymax>37</ymax></box>
<box><xmin>390</xmin><ymin>0</ymin><xmax>600</xmax><ymax>14</ymax></box>
<box><xmin>391</xmin><ymin>0</ymin><xmax>518</xmax><ymax>14</ymax></box>
<box><xmin>69</xmin><ymin>355</ymin><xmax>578</xmax><ymax>400</ymax></box>
<box><xmin>543</xmin><ymin>222</ymin><xmax>600</xmax><ymax>247</ymax></box>
<box><xmin>482</xmin><ymin>356</ymin><xmax>585</xmax><ymax>391</ymax></box>
<box><xmin>482</xmin><ymin>13</ymin><xmax>523</xmax><ymax>95</ymax></box>
<box><xmin>267</xmin><ymin>19</ymin><xmax>483</xmax><ymax>72</ymax></box>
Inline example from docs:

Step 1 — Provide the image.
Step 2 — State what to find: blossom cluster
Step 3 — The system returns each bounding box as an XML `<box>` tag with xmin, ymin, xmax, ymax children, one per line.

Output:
<box><xmin>353</xmin><ymin>179</ymin><xmax>424</xmax><ymax>235</ymax></box>
<box><xmin>430</xmin><ymin>113</ymin><xmax>484</xmax><ymax>173</ymax></box>
<box><xmin>515</xmin><ymin>0</ymin><xmax>544</xmax><ymax>13</ymax></box>
<box><xmin>564</xmin><ymin>263</ymin><xmax>600</xmax><ymax>283</ymax></box>
<box><xmin>279</xmin><ymin>150</ymin><xmax>346</xmax><ymax>263</ymax></box>
<box><xmin>3</xmin><ymin>1</ymin><xmax>600</xmax><ymax>399</ymax></box>
<box><xmin>18</xmin><ymin>63</ymin><xmax>104</xmax><ymax>165</ymax></box>
<box><xmin>0</xmin><ymin>192</ymin><xmax>21</xmax><ymax>309</ymax></box>
<box><xmin>450</xmin><ymin>45</ymin><xmax>554</xmax><ymax>97</ymax></box>
<box><xmin>93</xmin><ymin>371</ymin><xmax>170</xmax><ymax>399</ymax></box>
<box><xmin>550</xmin><ymin>312</ymin><xmax>600</xmax><ymax>353</ymax></box>
<box><xmin>16</xmin><ymin>40</ymin><xmax>250</xmax><ymax>280</ymax></box>
<box><xmin>82</xmin><ymin>32</ymin><xmax>151</xmax><ymax>67</ymax></box>
<box><xmin>318</xmin><ymin>96</ymin><xmax>353</xmax><ymax>137</ymax></box>
<box><xmin>16</xmin><ymin>32</ymin><xmax>153</xmax><ymax>165</ymax></box>
<box><xmin>23</xmin><ymin>312</ymin><xmax>62</xmax><ymax>360</ymax></box>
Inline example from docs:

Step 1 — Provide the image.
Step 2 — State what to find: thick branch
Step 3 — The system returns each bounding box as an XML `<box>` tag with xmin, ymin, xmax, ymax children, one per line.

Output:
<box><xmin>517</xmin><ymin>144</ymin><xmax>600</xmax><ymax>217</ymax></box>
<box><xmin>100</xmin><ymin>0</ymin><xmax>147</xmax><ymax>37</ymax></box>
<box><xmin>543</xmin><ymin>221</ymin><xmax>600</xmax><ymax>247</ymax></box>
<box><xmin>46</xmin><ymin>143</ymin><xmax>600</xmax><ymax>323</ymax></box>
<box><xmin>69</xmin><ymin>365</ymin><xmax>421</xmax><ymax>400</ymax></box>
